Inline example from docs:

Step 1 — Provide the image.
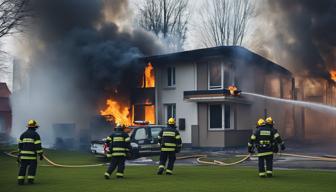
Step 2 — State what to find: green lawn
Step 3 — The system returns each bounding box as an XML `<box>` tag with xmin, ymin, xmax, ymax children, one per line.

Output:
<box><xmin>1</xmin><ymin>149</ymin><xmax>335</xmax><ymax>192</ymax></box>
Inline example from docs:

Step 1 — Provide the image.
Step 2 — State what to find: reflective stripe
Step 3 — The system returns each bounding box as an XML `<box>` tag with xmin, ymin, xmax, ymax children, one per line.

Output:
<box><xmin>34</xmin><ymin>140</ymin><xmax>41</xmax><ymax>144</ymax></box>
<box><xmin>27</xmin><ymin>176</ymin><xmax>35</xmax><ymax>179</ymax></box>
<box><xmin>125</xmin><ymin>137</ymin><xmax>130</xmax><ymax>142</ymax></box>
<box><xmin>175</xmin><ymin>135</ymin><xmax>181</xmax><ymax>139</ymax></box>
<box><xmin>161</xmin><ymin>148</ymin><xmax>175</xmax><ymax>151</ymax></box>
<box><xmin>164</xmin><ymin>143</ymin><xmax>176</xmax><ymax>147</ymax></box>
<box><xmin>112</xmin><ymin>147</ymin><xmax>127</xmax><ymax>151</ymax></box>
<box><xmin>104</xmin><ymin>172</ymin><xmax>110</xmax><ymax>177</ymax></box>
<box><xmin>266</xmin><ymin>171</ymin><xmax>273</xmax><ymax>174</ymax></box>
<box><xmin>112</xmin><ymin>152</ymin><xmax>126</xmax><ymax>156</ymax></box>
<box><xmin>106</xmin><ymin>154</ymin><xmax>112</xmax><ymax>157</ymax></box>
<box><xmin>260</xmin><ymin>131</ymin><xmax>271</xmax><ymax>136</ymax></box>
<box><xmin>259</xmin><ymin>172</ymin><xmax>266</xmax><ymax>176</ymax></box>
<box><xmin>20</xmin><ymin>150</ymin><xmax>35</xmax><ymax>154</ymax></box>
<box><xmin>274</xmin><ymin>133</ymin><xmax>280</xmax><ymax>139</ymax></box>
<box><xmin>18</xmin><ymin>176</ymin><xmax>25</xmax><ymax>179</ymax></box>
<box><xmin>250</xmin><ymin>135</ymin><xmax>256</xmax><ymax>140</ymax></box>
<box><xmin>17</xmin><ymin>139</ymin><xmax>22</xmax><ymax>143</ymax></box>
<box><xmin>247</xmin><ymin>143</ymin><xmax>252</xmax><ymax>147</ymax></box>
<box><xmin>113</xmin><ymin>137</ymin><xmax>125</xmax><ymax>142</ymax></box>
<box><xmin>166</xmin><ymin>169</ymin><xmax>173</xmax><ymax>173</ymax></box>
<box><xmin>116</xmin><ymin>172</ymin><xmax>124</xmax><ymax>176</ymax></box>
<box><xmin>20</xmin><ymin>156</ymin><xmax>37</xmax><ymax>160</ymax></box>
<box><xmin>163</xmin><ymin>131</ymin><xmax>176</xmax><ymax>137</ymax></box>
<box><xmin>22</xmin><ymin>138</ymin><xmax>34</xmax><ymax>143</ymax></box>
<box><xmin>36</xmin><ymin>149</ymin><xmax>43</xmax><ymax>154</ymax></box>
<box><xmin>159</xmin><ymin>165</ymin><xmax>165</xmax><ymax>169</ymax></box>
<box><xmin>106</xmin><ymin>137</ymin><xmax>112</xmax><ymax>141</ymax></box>
<box><xmin>257</xmin><ymin>152</ymin><xmax>273</xmax><ymax>156</ymax></box>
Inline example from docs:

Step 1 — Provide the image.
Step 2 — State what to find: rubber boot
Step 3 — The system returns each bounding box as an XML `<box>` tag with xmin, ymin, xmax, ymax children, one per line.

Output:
<box><xmin>27</xmin><ymin>179</ymin><xmax>34</xmax><ymax>184</ymax></box>
<box><xmin>104</xmin><ymin>172</ymin><xmax>110</xmax><ymax>180</ymax></box>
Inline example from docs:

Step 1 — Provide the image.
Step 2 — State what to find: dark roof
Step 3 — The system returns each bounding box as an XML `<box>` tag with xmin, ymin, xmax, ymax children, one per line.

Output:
<box><xmin>142</xmin><ymin>46</ymin><xmax>291</xmax><ymax>76</ymax></box>
<box><xmin>0</xmin><ymin>83</ymin><xmax>10</xmax><ymax>97</ymax></box>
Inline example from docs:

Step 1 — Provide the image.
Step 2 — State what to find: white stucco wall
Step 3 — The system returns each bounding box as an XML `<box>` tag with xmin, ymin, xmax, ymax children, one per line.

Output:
<box><xmin>156</xmin><ymin>62</ymin><xmax>198</xmax><ymax>144</ymax></box>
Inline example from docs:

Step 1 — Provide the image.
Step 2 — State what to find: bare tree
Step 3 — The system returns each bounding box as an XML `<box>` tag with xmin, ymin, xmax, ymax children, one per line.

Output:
<box><xmin>0</xmin><ymin>0</ymin><xmax>30</xmax><ymax>73</ymax></box>
<box><xmin>199</xmin><ymin>0</ymin><xmax>254</xmax><ymax>47</ymax></box>
<box><xmin>138</xmin><ymin>0</ymin><xmax>189</xmax><ymax>51</ymax></box>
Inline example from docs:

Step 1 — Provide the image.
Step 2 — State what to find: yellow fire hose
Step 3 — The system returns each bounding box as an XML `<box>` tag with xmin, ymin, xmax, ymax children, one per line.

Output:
<box><xmin>4</xmin><ymin>150</ymin><xmax>336</xmax><ymax>168</ymax></box>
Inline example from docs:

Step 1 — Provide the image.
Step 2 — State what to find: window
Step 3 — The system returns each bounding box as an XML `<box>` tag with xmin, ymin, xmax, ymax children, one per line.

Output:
<box><xmin>134</xmin><ymin>128</ymin><xmax>148</xmax><ymax>140</ymax></box>
<box><xmin>208</xmin><ymin>104</ymin><xmax>234</xmax><ymax>130</ymax></box>
<box><xmin>209</xmin><ymin>104</ymin><xmax>222</xmax><ymax>129</ymax></box>
<box><xmin>150</xmin><ymin>127</ymin><xmax>162</xmax><ymax>139</ymax></box>
<box><xmin>166</xmin><ymin>104</ymin><xmax>176</xmax><ymax>122</ymax></box>
<box><xmin>208</xmin><ymin>63</ymin><xmax>223</xmax><ymax>89</ymax></box>
<box><xmin>167</xmin><ymin>67</ymin><xmax>176</xmax><ymax>87</ymax></box>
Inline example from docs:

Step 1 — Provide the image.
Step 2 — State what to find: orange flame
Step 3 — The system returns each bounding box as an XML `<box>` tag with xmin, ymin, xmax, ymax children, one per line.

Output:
<box><xmin>144</xmin><ymin>99</ymin><xmax>155</xmax><ymax>124</ymax></box>
<box><xmin>100</xmin><ymin>99</ymin><xmax>132</xmax><ymax>126</ymax></box>
<box><xmin>142</xmin><ymin>63</ymin><xmax>155</xmax><ymax>88</ymax></box>
<box><xmin>330</xmin><ymin>70</ymin><xmax>336</xmax><ymax>82</ymax></box>
<box><xmin>228</xmin><ymin>85</ymin><xmax>238</xmax><ymax>95</ymax></box>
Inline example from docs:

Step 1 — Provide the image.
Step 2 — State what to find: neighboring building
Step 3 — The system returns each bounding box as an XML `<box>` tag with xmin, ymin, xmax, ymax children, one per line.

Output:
<box><xmin>0</xmin><ymin>82</ymin><xmax>12</xmax><ymax>136</ymax></box>
<box><xmin>144</xmin><ymin>46</ymin><xmax>294</xmax><ymax>148</ymax></box>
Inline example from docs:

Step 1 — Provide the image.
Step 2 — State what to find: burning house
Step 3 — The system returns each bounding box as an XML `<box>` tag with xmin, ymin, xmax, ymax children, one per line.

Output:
<box><xmin>136</xmin><ymin>46</ymin><xmax>293</xmax><ymax>148</ymax></box>
<box><xmin>0</xmin><ymin>82</ymin><xmax>12</xmax><ymax>142</ymax></box>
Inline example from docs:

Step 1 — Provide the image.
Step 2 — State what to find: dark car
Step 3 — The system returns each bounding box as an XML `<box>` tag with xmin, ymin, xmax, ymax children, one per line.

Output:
<box><xmin>90</xmin><ymin>124</ymin><xmax>165</xmax><ymax>159</ymax></box>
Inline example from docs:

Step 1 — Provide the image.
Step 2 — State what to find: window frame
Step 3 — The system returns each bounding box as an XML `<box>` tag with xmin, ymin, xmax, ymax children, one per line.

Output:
<box><xmin>208</xmin><ymin>103</ymin><xmax>235</xmax><ymax>131</ymax></box>
<box><xmin>165</xmin><ymin>103</ymin><xmax>176</xmax><ymax>123</ymax></box>
<box><xmin>208</xmin><ymin>62</ymin><xmax>224</xmax><ymax>90</ymax></box>
<box><xmin>167</xmin><ymin>66</ymin><xmax>176</xmax><ymax>88</ymax></box>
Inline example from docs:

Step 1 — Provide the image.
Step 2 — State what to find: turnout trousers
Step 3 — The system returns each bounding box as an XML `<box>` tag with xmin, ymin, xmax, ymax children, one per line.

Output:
<box><xmin>158</xmin><ymin>151</ymin><xmax>176</xmax><ymax>174</ymax></box>
<box><xmin>258</xmin><ymin>154</ymin><xmax>273</xmax><ymax>177</ymax></box>
<box><xmin>18</xmin><ymin>159</ymin><xmax>37</xmax><ymax>183</ymax></box>
<box><xmin>105</xmin><ymin>156</ymin><xmax>126</xmax><ymax>178</ymax></box>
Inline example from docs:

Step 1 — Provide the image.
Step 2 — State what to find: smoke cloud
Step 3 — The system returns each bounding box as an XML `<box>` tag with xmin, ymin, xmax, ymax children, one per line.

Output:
<box><xmin>252</xmin><ymin>0</ymin><xmax>336</xmax><ymax>77</ymax></box>
<box><xmin>11</xmin><ymin>0</ymin><xmax>164</xmax><ymax>146</ymax></box>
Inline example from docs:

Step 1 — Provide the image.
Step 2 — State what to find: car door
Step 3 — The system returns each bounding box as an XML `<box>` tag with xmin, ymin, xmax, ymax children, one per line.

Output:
<box><xmin>149</xmin><ymin>126</ymin><xmax>163</xmax><ymax>153</ymax></box>
<box><xmin>132</xmin><ymin>127</ymin><xmax>151</xmax><ymax>154</ymax></box>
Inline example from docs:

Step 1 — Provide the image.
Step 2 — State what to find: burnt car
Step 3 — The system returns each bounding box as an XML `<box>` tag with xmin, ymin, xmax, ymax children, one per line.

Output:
<box><xmin>90</xmin><ymin>123</ymin><xmax>165</xmax><ymax>159</ymax></box>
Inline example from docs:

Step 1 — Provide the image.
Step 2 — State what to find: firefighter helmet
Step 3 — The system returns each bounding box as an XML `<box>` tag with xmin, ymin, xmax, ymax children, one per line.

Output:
<box><xmin>27</xmin><ymin>120</ymin><xmax>39</xmax><ymax>128</ymax></box>
<box><xmin>168</xmin><ymin>118</ymin><xmax>175</xmax><ymax>125</ymax></box>
<box><xmin>256</xmin><ymin>118</ymin><xmax>265</xmax><ymax>127</ymax></box>
<box><xmin>265</xmin><ymin>117</ymin><xmax>274</xmax><ymax>125</ymax></box>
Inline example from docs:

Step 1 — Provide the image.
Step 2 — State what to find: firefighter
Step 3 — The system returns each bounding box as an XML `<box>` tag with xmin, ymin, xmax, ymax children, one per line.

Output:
<box><xmin>104</xmin><ymin>124</ymin><xmax>131</xmax><ymax>179</ymax></box>
<box><xmin>157</xmin><ymin>118</ymin><xmax>182</xmax><ymax>175</ymax></box>
<box><xmin>248</xmin><ymin>118</ymin><xmax>285</xmax><ymax>177</ymax></box>
<box><xmin>265</xmin><ymin>117</ymin><xmax>286</xmax><ymax>154</ymax></box>
<box><xmin>17</xmin><ymin>120</ymin><xmax>43</xmax><ymax>185</ymax></box>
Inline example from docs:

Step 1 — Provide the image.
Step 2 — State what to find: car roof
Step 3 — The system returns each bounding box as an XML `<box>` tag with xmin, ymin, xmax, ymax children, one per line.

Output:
<box><xmin>128</xmin><ymin>124</ymin><xmax>166</xmax><ymax>129</ymax></box>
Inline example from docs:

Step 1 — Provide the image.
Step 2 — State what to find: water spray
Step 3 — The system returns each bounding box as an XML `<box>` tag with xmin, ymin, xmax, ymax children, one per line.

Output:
<box><xmin>242</xmin><ymin>92</ymin><xmax>336</xmax><ymax>115</ymax></box>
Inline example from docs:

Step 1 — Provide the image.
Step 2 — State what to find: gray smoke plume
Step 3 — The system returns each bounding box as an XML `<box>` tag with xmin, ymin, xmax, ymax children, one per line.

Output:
<box><xmin>252</xmin><ymin>0</ymin><xmax>336</xmax><ymax>76</ymax></box>
<box><xmin>11</xmin><ymin>0</ymin><xmax>163</xmax><ymax>146</ymax></box>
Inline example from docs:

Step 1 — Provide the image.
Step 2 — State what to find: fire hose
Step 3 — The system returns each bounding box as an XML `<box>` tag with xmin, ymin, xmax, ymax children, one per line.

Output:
<box><xmin>4</xmin><ymin>151</ymin><xmax>336</xmax><ymax>168</ymax></box>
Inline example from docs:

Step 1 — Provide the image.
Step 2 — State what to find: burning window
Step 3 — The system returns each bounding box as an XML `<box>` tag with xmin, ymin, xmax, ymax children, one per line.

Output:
<box><xmin>330</xmin><ymin>70</ymin><xmax>336</xmax><ymax>82</ymax></box>
<box><xmin>100</xmin><ymin>99</ymin><xmax>132</xmax><ymax>126</ymax></box>
<box><xmin>142</xmin><ymin>62</ymin><xmax>155</xmax><ymax>88</ymax></box>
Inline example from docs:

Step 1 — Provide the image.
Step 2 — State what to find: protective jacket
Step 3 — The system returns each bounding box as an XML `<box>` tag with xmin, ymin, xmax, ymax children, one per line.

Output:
<box><xmin>248</xmin><ymin>125</ymin><xmax>284</xmax><ymax>156</ymax></box>
<box><xmin>105</xmin><ymin>129</ymin><xmax>131</xmax><ymax>157</ymax></box>
<box><xmin>18</xmin><ymin>129</ymin><xmax>43</xmax><ymax>160</ymax></box>
<box><xmin>158</xmin><ymin>125</ymin><xmax>182</xmax><ymax>152</ymax></box>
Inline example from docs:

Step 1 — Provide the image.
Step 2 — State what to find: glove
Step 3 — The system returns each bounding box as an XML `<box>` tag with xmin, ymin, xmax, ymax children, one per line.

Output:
<box><xmin>280</xmin><ymin>144</ymin><xmax>286</xmax><ymax>151</ymax></box>
<box><xmin>273</xmin><ymin>145</ymin><xmax>279</xmax><ymax>153</ymax></box>
<box><xmin>39</xmin><ymin>155</ymin><xmax>44</xmax><ymax>161</ymax></box>
<box><xmin>248</xmin><ymin>147</ymin><xmax>255</xmax><ymax>154</ymax></box>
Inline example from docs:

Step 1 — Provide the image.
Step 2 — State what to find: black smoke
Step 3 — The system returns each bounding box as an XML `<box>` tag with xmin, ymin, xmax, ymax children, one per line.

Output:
<box><xmin>259</xmin><ymin>0</ymin><xmax>336</xmax><ymax>76</ymax></box>
<box><xmin>11</xmin><ymin>0</ymin><xmax>163</xmax><ymax>141</ymax></box>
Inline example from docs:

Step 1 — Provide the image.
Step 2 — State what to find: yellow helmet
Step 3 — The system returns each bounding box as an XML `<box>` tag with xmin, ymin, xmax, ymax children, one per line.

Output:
<box><xmin>27</xmin><ymin>120</ymin><xmax>39</xmax><ymax>128</ymax></box>
<box><xmin>256</xmin><ymin>118</ymin><xmax>265</xmax><ymax>127</ymax></box>
<box><xmin>265</xmin><ymin>117</ymin><xmax>274</xmax><ymax>125</ymax></box>
<box><xmin>168</xmin><ymin>118</ymin><xmax>175</xmax><ymax>125</ymax></box>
